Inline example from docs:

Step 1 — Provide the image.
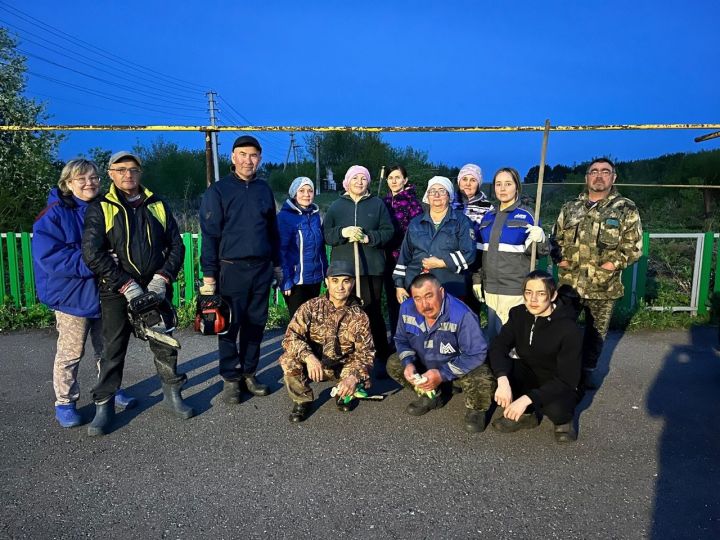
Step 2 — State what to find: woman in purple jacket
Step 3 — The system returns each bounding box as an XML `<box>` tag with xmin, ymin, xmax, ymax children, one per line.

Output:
<box><xmin>381</xmin><ymin>165</ymin><xmax>423</xmax><ymax>349</ymax></box>
<box><xmin>32</xmin><ymin>159</ymin><xmax>136</xmax><ymax>428</ymax></box>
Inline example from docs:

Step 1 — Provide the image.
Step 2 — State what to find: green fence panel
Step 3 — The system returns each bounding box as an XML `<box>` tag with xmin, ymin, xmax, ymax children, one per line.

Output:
<box><xmin>0</xmin><ymin>234</ymin><xmax>6</xmax><ymax>301</ymax></box>
<box><xmin>196</xmin><ymin>233</ymin><xmax>203</xmax><ymax>280</ymax></box>
<box><xmin>697</xmin><ymin>232</ymin><xmax>714</xmax><ymax>316</ymax></box>
<box><xmin>535</xmin><ymin>255</ymin><xmax>549</xmax><ymax>272</ymax></box>
<box><xmin>714</xmin><ymin>234</ymin><xmax>720</xmax><ymax>294</ymax></box>
<box><xmin>172</xmin><ymin>280</ymin><xmax>180</xmax><ymax>307</ymax></box>
<box><xmin>182</xmin><ymin>233</ymin><xmax>194</xmax><ymax>303</ymax></box>
<box><xmin>635</xmin><ymin>232</ymin><xmax>650</xmax><ymax>302</ymax></box>
<box><xmin>617</xmin><ymin>265</ymin><xmax>635</xmax><ymax>312</ymax></box>
<box><xmin>6</xmin><ymin>233</ymin><xmax>21</xmax><ymax>307</ymax></box>
<box><xmin>20</xmin><ymin>232</ymin><xmax>35</xmax><ymax>307</ymax></box>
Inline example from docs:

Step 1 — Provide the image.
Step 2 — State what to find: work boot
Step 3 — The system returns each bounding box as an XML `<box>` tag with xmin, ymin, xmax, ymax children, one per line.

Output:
<box><xmin>115</xmin><ymin>388</ymin><xmax>138</xmax><ymax>410</ymax></box>
<box><xmin>582</xmin><ymin>368</ymin><xmax>601</xmax><ymax>390</ymax></box>
<box><xmin>463</xmin><ymin>409</ymin><xmax>487</xmax><ymax>433</ymax></box>
<box><xmin>289</xmin><ymin>402</ymin><xmax>311</xmax><ymax>423</ymax></box>
<box><xmin>87</xmin><ymin>397</ymin><xmax>115</xmax><ymax>437</ymax></box>
<box><xmin>222</xmin><ymin>380</ymin><xmax>242</xmax><ymax>404</ymax></box>
<box><xmin>491</xmin><ymin>413</ymin><xmax>539</xmax><ymax>433</ymax></box>
<box><xmin>406</xmin><ymin>391</ymin><xmax>443</xmax><ymax>416</ymax></box>
<box><xmin>54</xmin><ymin>403</ymin><xmax>82</xmax><ymax>428</ymax></box>
<box><xmin>243</xmin><ymin>375</ymin><xmax>269</xmax><ymax>397</ymax></box>
<box><xmin>554</xmin><ymin>422</ymin><xmax>578</xmax><ymax>443</ymax></box>
<box><xmin>336</xmin><ymin>397</ymin><xmax>356</xmax><ymax>412</ymax></box>
<box><xmin>161</xmin><ymin>382</ymin><xmax>194</xmax><ymax>420</ymax></box>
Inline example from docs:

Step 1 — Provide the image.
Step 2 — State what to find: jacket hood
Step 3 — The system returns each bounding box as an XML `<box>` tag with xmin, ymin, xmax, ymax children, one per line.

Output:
<box><xmin>456</xmin><ymin>189</ymin><xmax>489</xmax><ymax>205</ymax></box>
<box><xmin>282</xmin><ymin>198</ymin><xmax>319</xmax><ymax>215</ymax></box>
<box><xmin>340</xmin><ymin>191</ymin><xmax>373</xmax><ymax>203</ymax></box>
<box><xmin>47</xmin><ymin>187</ymin><xmax>86</xmax><ymax>209</ymax></box>
<box><xmin>527</xmin><ymin>293</ymin><xmax>578</xmax><ymax>324</ymax></box>
<box><xmin>578</xmin><ymin>187</ymin><xmax>620</xmax><ymax>205</ymax></box>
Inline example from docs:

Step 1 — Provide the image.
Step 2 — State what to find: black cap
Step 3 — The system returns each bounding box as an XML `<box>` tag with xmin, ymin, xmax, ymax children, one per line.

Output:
<box><xmin>232</xmin><ymin>135</ymin><xmax>262</xmax><ymax>153</ymax></box>
<box><xmin>326</xmin><ymin>260</ymin><xmax>355</xmax><ymax>278</ymax></box>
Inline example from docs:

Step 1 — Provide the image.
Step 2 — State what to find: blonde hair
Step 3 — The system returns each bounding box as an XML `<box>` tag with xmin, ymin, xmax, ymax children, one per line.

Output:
<box><xmin>58</xmin><ymin>159</ymin><xmax>99</xmax><ymax>194</ymax></box>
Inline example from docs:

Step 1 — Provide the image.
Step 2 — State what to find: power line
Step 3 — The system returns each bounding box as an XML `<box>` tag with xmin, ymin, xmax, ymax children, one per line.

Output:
<box><xmin>1</xmin><ymin>20</ymin><xmax>203</xmax><ymax>103</ymax></box>
<box><xmin>0</xmin><ymin>1</ymin><xmax>208</xmax><ymax>92</ymax></box>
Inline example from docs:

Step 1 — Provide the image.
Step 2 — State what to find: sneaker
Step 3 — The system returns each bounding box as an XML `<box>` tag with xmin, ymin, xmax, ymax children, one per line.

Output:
<box><xmin>54</xmin><ymin>403</ymin><xmax>82</xmax><ymax>428</ymax></box>
<box><xmin>491</xmin><ymin>413</ymin><xmax>539</xmax><ymax>433</ymax></box>
<box><xmin>554</xmin><ymin>422</ymin><xmax>578</xmax><ymax>443</ymax></box>
<box><xmin>406</xmin><ymin>391</ymin><xmax>443</xmax><ymax>416</ymax></box>
<box><xmin>114</xmin><ymin>389</ymin><xmax>138</xmax><ymax>410</ymax></box>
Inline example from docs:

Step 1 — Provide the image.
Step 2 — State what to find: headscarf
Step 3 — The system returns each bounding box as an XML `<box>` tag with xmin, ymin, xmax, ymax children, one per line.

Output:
<box><xmin>422</xmin><ymin>176</ymin><xmax>454</xmax><ymax>204</ymax></box>
<box><xmin>288</xmin><ymin>176</ymin><xmax>314</xmax><ymax>198</ymax></box>
<box><xmin>343</xmin><ymin>165</ymin><xmax>371</xmax><ymax>192</ymax></box>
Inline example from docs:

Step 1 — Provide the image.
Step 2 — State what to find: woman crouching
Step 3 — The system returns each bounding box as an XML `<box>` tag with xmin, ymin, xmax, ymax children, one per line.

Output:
<box><xmin>489</xmin><ymin>270</ymin><xmax>582</xmax><ymax>443</ymax></box>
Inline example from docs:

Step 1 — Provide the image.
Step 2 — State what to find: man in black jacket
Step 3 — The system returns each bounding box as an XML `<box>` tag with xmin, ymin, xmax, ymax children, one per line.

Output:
<box><xmin>82</xmin><ymin>151</ymin><xmax>193</xmax><ymax>436</ymax></box>
<box><xmin>199</xmin><ymin>136</ymin><xmax>282</xmax><ymax>403</ymax></box>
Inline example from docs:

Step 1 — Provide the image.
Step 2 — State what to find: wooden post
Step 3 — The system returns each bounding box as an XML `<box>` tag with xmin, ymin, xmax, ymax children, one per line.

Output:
<box><xmin>530</xmin><ymin>119</ymin><xmax>551</xmax><ymax>270</ymax></box>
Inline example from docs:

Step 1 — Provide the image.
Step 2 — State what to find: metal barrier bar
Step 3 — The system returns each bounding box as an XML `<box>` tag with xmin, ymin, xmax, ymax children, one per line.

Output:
<box><xmin>5</xmin><ymin>234</ymin><xmax>21</xmax><ymax>307</ymax></box>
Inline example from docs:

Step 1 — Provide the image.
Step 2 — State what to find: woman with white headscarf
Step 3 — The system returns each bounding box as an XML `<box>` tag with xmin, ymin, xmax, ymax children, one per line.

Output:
<box><xmin>277</xmin><ymin>177</ymin><xmax>328</xmax><ymax>318</ymax></box>
<box><xmin>393</xmin><ymin>176</ymin><xmax>476</xmax><ymax>302</ymax></box>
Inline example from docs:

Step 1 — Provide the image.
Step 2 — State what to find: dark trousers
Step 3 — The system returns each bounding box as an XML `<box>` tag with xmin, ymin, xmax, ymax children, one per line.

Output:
<box><xmin>383</xmin><ymin>257</ymin><xmax>400</xmax><ymax>345</ymax></box>
<box><xmin>579</xmin><ymin>298</ymin><xmax>615</xmax><ymax>370</ymax></box>
<box><xmin>92</xmin><ymin>293</ymin><xmax>185</xmax><ymax>403</ymax></box>
<box><xmin>218</xmin><ymin>259</ymin><xmax>273</xmax><ymax>381</ymax></box>
<box><xmin>285</xmin><ymin>283</ymin><xmax>322</xmax><ymax>320</ymax></box>
<box><xmin>508</xmin><ymin>361</ymin><xmax>577</xmax><ymax>425</ymax></box>
<box><xmin>359</xmin><ymin>275</ymin><xmax>389</xmax><ymax>362</ymax></box>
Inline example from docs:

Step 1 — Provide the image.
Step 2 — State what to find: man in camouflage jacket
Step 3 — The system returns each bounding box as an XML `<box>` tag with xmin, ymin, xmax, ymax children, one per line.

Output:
<box><xmin>279</xmin><ymin>260</ymin><xmax>375</xmax><ymax>422</ymax></box>
<box><xmin>550</xmin><ymin>157</ymin><xmax>643</xmax><ymax>388</ymax></box>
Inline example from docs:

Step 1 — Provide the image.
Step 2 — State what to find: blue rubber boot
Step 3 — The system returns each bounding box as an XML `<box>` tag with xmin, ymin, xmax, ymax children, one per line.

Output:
<box><xmin>115</xmin><ymin>389</ymin><xmax>138</xmax><ymax>410</ymax></box>
<box><xmin>54</xmin><ymin>403</ymin><xmax>82</xmax><ymax>428</ymax></box>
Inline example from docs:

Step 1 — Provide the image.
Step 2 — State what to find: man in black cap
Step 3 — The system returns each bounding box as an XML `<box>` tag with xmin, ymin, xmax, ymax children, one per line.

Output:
<box><xmin>278</xmin><ymin>260</ymin><xmax>375</xmax><ymax>422</ymax></box>
<box><xmin>199</xmin><ymin>136</ymin><xmax>282</xmax><ymax>402</ymax></box>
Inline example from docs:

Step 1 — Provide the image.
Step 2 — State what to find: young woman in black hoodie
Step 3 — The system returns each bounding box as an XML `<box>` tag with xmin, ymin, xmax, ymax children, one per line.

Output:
<box><xmin>489</xmin><ymin>270</ymin><xmax>582</xmax><ymax>443</ymax></box>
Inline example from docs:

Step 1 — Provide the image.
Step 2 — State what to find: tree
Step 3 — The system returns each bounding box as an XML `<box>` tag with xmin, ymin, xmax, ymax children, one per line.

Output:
<box><xmin>0</xmin><ymin>27</ymin><xmax>61</xmax><ymax>231</ymax></box>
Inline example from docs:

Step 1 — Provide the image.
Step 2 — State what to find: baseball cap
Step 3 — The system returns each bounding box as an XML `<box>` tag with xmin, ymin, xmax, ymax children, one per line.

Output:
<box><xmin>108</xmin><ymin>150</ymin><xmax>142</xmax><ymax>169</ymax></box>
<box><xmin>232</xmin><ymin>135</ymin><xmax>262</xmax><ymax>153</ymax></box>
<box><xmin>326</xmin><ymin>260</ymin><xmax>355</xmax><ymax>278</ymax></box>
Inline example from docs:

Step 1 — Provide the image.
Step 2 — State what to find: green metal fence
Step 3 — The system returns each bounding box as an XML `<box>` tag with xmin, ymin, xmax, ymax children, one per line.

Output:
<box><xmin>2</xmin><ymin>232</ymin><xmax>717</xmax><ymax>316</ymax></box>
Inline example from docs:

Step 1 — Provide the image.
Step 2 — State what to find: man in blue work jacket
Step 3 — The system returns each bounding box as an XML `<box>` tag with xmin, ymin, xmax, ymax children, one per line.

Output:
<box><xmin>387</xmin><ymin>273</ymin><xmax>496</xmax><ymax>433</ymax></box>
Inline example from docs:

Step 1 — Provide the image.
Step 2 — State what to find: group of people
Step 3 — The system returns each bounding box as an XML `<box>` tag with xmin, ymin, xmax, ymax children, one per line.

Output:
<box><xmin>32</xmin><ymin>134</ymin><xmax>643</xmax><ymax>443</ymax></box>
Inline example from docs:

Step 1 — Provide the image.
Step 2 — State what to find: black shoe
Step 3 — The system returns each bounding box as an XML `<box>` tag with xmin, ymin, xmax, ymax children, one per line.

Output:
<box><xmin>222</xmin><ymin>380</ymin><xmax>242</xmax><ymax>404</ymax></box>
<box><xmin>289</xmin><ymin>402</ymin><xmax>310</xmax><ymax>423</ymax></box>
<box><xmin>406</xmin><ymin>392</ymin><xmax>442</xmax><ymax>416</ymax></box>
<box><xmin>464</xmin><ymin>409</ymin><xmax>487</xmax><ymax>433</ymax></box>
<box><xmin>161</xmin><ymin>382</ymin><xmax>194</xmax><ymax>420</ymax></box>
<box><xmin>582</xmin><ymin>368</ymin><xmax>600</xmax><ymax>390</ymax></box>
<box><xmin>554</xmin><ymin>422</ymin><xmax>578</xmax><ymax>443</ymax></box>
<box><xmin>87</xmin><ymin>397</ymin><xmax>115</xmax><ymax>437</ymax></box>
<box><xmin>243</xmin><ymin>375</ymin><xmax>269</xmax><ymax>397</ymax></box>
<box><xmin>491</xmin><ymin>413</ymin><xmax>539</xmax><ymax>433</ymax></box>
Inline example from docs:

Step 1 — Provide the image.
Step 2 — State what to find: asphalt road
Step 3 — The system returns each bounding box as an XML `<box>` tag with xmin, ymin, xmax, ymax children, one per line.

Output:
<box><xmin>0</xmin><ymin>325</ymin><xmax>718</xmax><ymax>539</ymax></box>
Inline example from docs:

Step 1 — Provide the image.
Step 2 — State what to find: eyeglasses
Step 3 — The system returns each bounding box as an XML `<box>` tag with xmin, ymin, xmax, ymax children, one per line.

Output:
<box><xmin>72</xmin><ymin>175</ymin><xmax>100</xmax><ymax>185</ymax></box>
<box><xmin>587</xmin><ymin>169</ymin><xmax>614</xmax><ymax>178</ymax></box>
<box><xmin>427</xmin><ymin>189</ymin><xmax>448</xmax><ymax>197</ymax></box>
<box><xmin>109</xmin><ymin>167</ymin><xmax>142</xmax><ymax>176</ymax></box>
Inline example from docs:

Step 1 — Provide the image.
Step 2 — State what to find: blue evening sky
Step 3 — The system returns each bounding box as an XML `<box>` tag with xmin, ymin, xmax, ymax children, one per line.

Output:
<box><xmin>3</xmin><ymin>0</ymin><xmax>719</xmax><ymax>180</ymax></box>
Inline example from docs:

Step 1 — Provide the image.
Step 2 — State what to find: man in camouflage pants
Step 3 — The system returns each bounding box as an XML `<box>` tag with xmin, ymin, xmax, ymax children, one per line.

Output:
<box><xmin>279</xmin><ymin>260</ymin><xmax>375</xmax><ymax>423</ymax></box>
<box><xmin>550</xmin><ymin>157</ymin><xmax>643</xmax><ymax>389</ymax></box>
<box><xmin>387</xmin><ymin>273</ymin><xmax>496</xmax><ymax>433</ymax></box>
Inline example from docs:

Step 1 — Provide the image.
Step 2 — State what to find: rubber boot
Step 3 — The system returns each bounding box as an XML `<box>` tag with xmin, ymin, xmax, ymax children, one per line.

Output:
<box><xmin>55</xmin><ymin>403</ymin><xmax>82</xmax><ymax>428</ymax></box>
<box><xmin>161</xmin><ymin>382</ymin><xmax>194</xmax><ymax>420</ymax></box>
<box><xmin>87</xmin><ymin>397</ymin><xmax>115</xmax><ymax>437</ymax></box>
<box><xmin>243</xmin><ymin>375</ymin><xmax>269</xmax><ymax>397</ymax></box>
<box><xmin>115</xmin><ymin>388</ymin><xmax>138</xmax><ymax>410</ymax></box>
<box><xmin>222</xmin><ymin>380</ymin><xmax>242</xmax><ymax>404</ymax></box>
<box><xmin>463</xmin><ymin>409</ymin><xmax>487</xmax><ymax>433</ymax></box>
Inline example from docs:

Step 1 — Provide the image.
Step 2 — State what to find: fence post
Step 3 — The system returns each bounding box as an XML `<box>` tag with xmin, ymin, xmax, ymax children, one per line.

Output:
<box><xmin>196</xmin><ymin>233</ymin><xmax>203</xmax><ymax>280</ymax></box>
<box><xmin>635</xmin><ymin>231</ymin><xmax>650</xmax><ymax>302</ymax></box>
<box><xmin>20</xmin><ymin>232</ymin><xmax>35</xmax><ymax>307</ymax></box>
<box><xmin>696</xmin><ymin>231</ymin><xmax>714</xmax><ymax>316</ymax></box>
<box><xmin>182</xmin><ymin>233</ymin><xmax>194</xmax><ymax>303</ymax></box>
<box><xmin>6</xmin><ymin>233</ymin><xmax>21</xmax><ymax>307</ymax></box>
<box><xmin>0</xmin><ymin>234</ymin><xmax>6</xmax><ymax>301</ymax></box>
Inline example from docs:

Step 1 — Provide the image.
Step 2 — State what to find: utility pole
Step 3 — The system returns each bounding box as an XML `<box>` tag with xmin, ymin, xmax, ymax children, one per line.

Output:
<box><xmin>284</xmin><ymin>132</ymin><xmax>295</xmax><ymax>172</ymax></box>
<box><xmin>315</xmin><ymin>136</ymin><xmax>321</xmax><ymax>194</ymax></box>
<box><xmin>206</xmin><ymin>91</ymin><xmax>220</xmax><ymax>182</ymax></box>
<box><xmin>204</xmin><ymin>130</ymin><xmax>213</xmax><ymax>187</ymax></box>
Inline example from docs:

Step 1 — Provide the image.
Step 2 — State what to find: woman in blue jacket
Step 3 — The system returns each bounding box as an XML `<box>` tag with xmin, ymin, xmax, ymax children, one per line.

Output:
<box><xmin>277</xmin><ymin>177</ymin><xmax>328</xmax><ymax>318</ymax></box>
<box><xmin>32</xmin><ymin>159</ymin><xmax>135</xmax><ymax>428</ymax></box>
<box><xmin>393</xmin><ymin>176</ymin><xmax>476</xmax><ymax>301</ymax></box>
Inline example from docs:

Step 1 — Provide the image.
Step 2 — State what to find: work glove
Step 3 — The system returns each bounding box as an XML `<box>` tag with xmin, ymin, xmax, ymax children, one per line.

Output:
<box><xmin>199</xmin><ymin>281</ymin><xmax>216</xmax><ymax>295</ymax></box>
<box><xmin>273</xmin><ymin>266</ymin><xmax>284</xmax><ymax>287</ymax></box>
<box><xmin>120</xmin><ymin>280</ymin><xmax>144</xmax><ymax>303</ymax></box>
<box><xmin>147</xmin><ymin>273</ymin><xmax>169</xmax><ymax>301</ymax></box>
<box><xmin>472</xmin><ymin>283</ymin><xmax>485</xmax><ymax>303</ymax></box>
<box><xmin>525</xmin><ymin>224</ymin><xmax>546</xmax><ymax>243</ymax></box>
<box><xmin>341</xmin><ymin>226</ymin><xmax>364</xmax><ymax>242</ymax></box>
